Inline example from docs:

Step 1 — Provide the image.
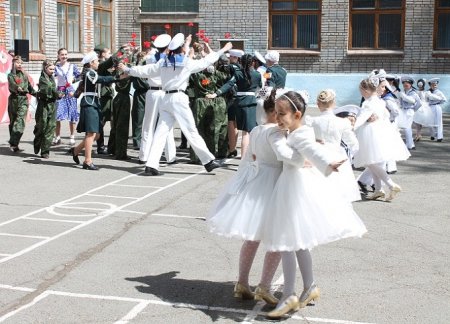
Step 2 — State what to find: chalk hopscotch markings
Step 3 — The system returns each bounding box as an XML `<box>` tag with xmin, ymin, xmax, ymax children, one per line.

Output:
<box><xmin>47</xmin><ymin>202</ymin><xmax>117</xmax><ymax>218</ymax></box>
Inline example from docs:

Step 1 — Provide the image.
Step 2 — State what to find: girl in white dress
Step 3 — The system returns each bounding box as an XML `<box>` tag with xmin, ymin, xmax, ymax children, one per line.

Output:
<box><xmin>426</xmin><ymin>78</ymin><xmax>447</xmax><ymax>142</ymax></box>
<box><xmin>413</xmin><ymin>78</ymin><xmax>435</xmax><ymax>142</ymax></box>
<box><xmin>353</xmin><ymin>78</ymin><xmax>410</xmax><ymax>201</ymax></box>
<box><xmin>208</xmin><ymin>90</ymin><xmax>298</xmax><ymax>306</ymax></box>
<box><xmin>306</xmin><ymin>89</ymin><xmax>361</xmax><ymax>202</ymax></box>
<box><xmin>261</xmin><ymin>91</ymin><xmax>367</xmax><ymax>319</ymax></box>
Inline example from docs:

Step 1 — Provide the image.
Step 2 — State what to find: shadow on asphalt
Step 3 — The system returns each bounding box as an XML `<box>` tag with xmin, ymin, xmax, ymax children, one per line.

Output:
<box><xmin>125</xmin><ymin>271</ymin><xmax>277</xmax><ymax>322</ymax></box>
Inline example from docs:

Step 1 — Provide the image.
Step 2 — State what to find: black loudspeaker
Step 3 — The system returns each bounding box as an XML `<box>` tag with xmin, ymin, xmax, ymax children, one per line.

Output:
<box><xmin>14</xmin><ymin>39</ymin><xmax>29</xmax><ymax>62</ymax></box>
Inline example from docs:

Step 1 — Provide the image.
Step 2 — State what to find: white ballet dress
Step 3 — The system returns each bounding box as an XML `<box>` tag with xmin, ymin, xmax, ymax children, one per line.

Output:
<box><xmin>413</xmin><ymin>90</ymin><xmax>436</xmax><ymax>127</ymax></box>
<box><xmin>262</xmin><ymin>126</ymin><xmax>367</xmax><ymax>252</ymax></box>
<box><xmin>207</xmin><ymin>124</ymin><xmax>295</xmax><ymax>241</ymax></box>
<box><xmin>306</xmin><ymin>111</ymin><xmax>361</xmax><ymax>202</ymax></box>
<box><xmin>353</xmin><ymin>96</ymin><xmax>410</xmax><ymax>168</ymax></box>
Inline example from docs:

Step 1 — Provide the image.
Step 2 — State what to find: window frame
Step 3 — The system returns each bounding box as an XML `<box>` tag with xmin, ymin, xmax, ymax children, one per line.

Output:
<box><xmin>57</xmin><ymin>0</ymin><xmax>81</xmax><ymax>53</ymax></box>
<box><xmin>140</xmin><ymin>0</ymin><xmax>199</xmax><ymax>13</ymax></box>
<box><xmin>349</xmin><ymin>0</ymin><xmax>405</xmax><ymax>50</ymax></box>
<box><xmin>268</xmin><ymin>0</ymin><xmax>322</xmax><ymax>51</ymax></box>
<box><xmin>93</xmin><ymin>0</ymin><xmax>113</xmax><ymax>50</ymax></box>
<box><xmin>434</xmin><ymin>0</ymin><xmax>450</xmax><ymax>50</ymax></box>
<box><xmin>10</xmin><ymin>0</ymin><xmax>42</xmax><ymax>52</ymax></box>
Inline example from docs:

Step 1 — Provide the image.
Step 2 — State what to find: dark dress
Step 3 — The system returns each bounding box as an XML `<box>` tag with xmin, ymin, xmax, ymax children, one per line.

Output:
<box><xmin>77</xmin><ymin>69</ymin><xmax>116</xmax><ymax>134</ymax></box>
<box><xmin>216</xmin><ymin>68</ymin><xmax>262</xmax><ymax>132</ymax></box>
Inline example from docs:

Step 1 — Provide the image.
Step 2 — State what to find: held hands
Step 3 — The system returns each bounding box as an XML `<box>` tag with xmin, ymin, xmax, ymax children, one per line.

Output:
<box><xmin>367</xmin><ymin>114</ymin><xmax>378</xmax><ymax>122</ymax></box>
<box><xmin>206</xmin><ymin>93</ymin><xmax>217</xmax><ymax>99</ymax></box>
<box><xmin>117</xmin><ymin>62</ymin><xmax>127</xmax><ymax>73</ymax></box>
<box><xmin>329</xmin><ymin>159</ymin><xmax>347</xmax><ymax>172</ymax></box>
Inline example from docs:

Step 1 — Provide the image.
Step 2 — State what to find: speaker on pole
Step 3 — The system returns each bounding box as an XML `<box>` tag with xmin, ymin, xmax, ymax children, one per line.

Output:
<box><xmin>14</xmin><ymin>39</ymin><xmax>30</xmax><ymax>62</ymax></box>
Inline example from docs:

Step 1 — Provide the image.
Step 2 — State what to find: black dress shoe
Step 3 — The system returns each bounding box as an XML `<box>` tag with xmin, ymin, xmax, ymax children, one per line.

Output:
<box><xmin>357</xmin><ymin>181</ymin><xmax>368</xmax><ymax>194</ymax></box>
<box><xmin>138</xmin><ymin>160</ymin><xmax>147</xmax><ymax>165</ymax></box>
<box><xmin>82</xmin><ymin>162</ymin><xmax>99</xmax><ymax>170</ymax></box>
<box><xmin>69</xmin><ymin>148</ymin><xmax>80</xmax><ymax>165</ymax></box>
<box><xmin>97</xmin><ymin>146</ymin><xmax>109</xmax><ymax>155</ymax></box>
<box><xmin>430</xmin><ymin>136</ymin><xmax>435</xmax><ymax>141</ymax></box>
<box><xmin>41</xmin><ymin>154</ymin><xmax>49</xmax><ymax>159</ymax></box>
<box><xmin>177</xmin><ymin>144</ymin><xmax>188</xmax><ymax>150</ymax></box>
<box><xmin>227</xmin><ymin>150</ymin><xmax>238</xmax><ymax>158</ymax></box>
<box><xmin>387</xmin><ymin>170</ymin><xmax>397</xmax><ymax>175</ymax></box>
<box><xmin>166</xmin><ymin>159</ymin><xmax>178</xmax><ymax>165</ymax></box>
<box><xmin>115</xmin><ymin>155</ymin><xmax>131</xmax><ymax>161</ymax></box>
<box><xmin>144</xmin><ymin>167</ymin><xmax>163</xmax><ymax>176</ymax></box>
<box><xmin>204</xmin><ymin>160</ymin><xmax>222</xmax><ymax>172</ymax></box>
<box><xmin>437</xmin><ymin>139</ymin><xmax>443</xmax><ymax>142</ymax></box>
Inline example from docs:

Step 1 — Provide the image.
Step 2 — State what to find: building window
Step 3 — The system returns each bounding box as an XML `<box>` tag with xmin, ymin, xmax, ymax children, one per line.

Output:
<box><xmin>350</xmin><ymin>0</ymin><xmax>404</xmax><ymax>50</ymax></box>
<box><xmin>141</xmin><ymin>23</ymin><xmax>199</xmax><ymax>47</ymax></box>
<box><xmin>10</xmin><ymin>0</ymin><xmax>41</xmax><ymax>51</ymax></box>
<box><xmin>57</xmin><ymin>0</ymin><xmax>80</xmax><ymax>52</ymax></box>
<box><xmin>94</xmin><ymin>0</ymin><xmax>113</xmax><ymax>49</ymax></box>
<box><xmin>140</xmin><ymin>0</ymin><xmax>199</xmax><ymax>12</ymax></box>
<box><xmin>269</xmin><ymin>0</ymin><xmax>321</xmax><ymax>50</ymax></box>
<box><xmin>435</xmin><ymin>0</ymin><xmax>450</xmax><ymax>50</ymax></box>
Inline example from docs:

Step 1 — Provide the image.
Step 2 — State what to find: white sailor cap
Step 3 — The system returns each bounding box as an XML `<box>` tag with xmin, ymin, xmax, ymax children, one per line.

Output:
<box><xmin>254</xmin><ymin>51</ymin><xmax>266</xmax><ymax>64</ymax></box>
<box><xmin>153</xmin><ymin>34</ymin><xmax>172</xmax><ymax>49</ymax></box>
<box><xmin>81</xmin><ymin>51</ymin><xmax>98</xmax><ymax>65</ymax></box>
<box><xmin>334</xmin><ymin>105</ymin><xmax>360</xmax><ymax>117</ymax></box>
<box><xmin>428</xmin><ymin>77</ymin><xmax>440</xmax><ymax>84</ymax></box>
<box><xmin>264</xmin><ymin>50</ymin><xmax>280</xmax><ymax>63</ymax></box>
<box><xmin>401</xmin><ymin>75</ymin><xmax>415</xmax><ymax>84</ymax></box>
<box><xmin>168</xmin><ymin>33</ymin><xmax>185</xmax><ymax>51</ymax></box>
<box><xmin>228</xmin><ymin>49</ymin><xmax>244</xmax><ymax>58</ymax></box>
<box><xmin>385</xmin><ymin>74</ymin><xmax>397</xmax><ymax>80</ymax></box>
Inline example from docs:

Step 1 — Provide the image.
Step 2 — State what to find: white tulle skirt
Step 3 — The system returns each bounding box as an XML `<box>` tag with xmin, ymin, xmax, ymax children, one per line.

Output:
<box><xmin>261</xmin><ymin>166</ymin><xmax>367</xmax><ymax>252</ymax></box>
<box><xmin>207</xmin><ymin>161</ymin><xmax>282</xmax><ymax>241</ymax></box>
<box><xmin>353</xmin><ymin>120</ymin><xmax>410</xmax><ymax>168</ymax></box>
<box><xmin>413</xmin><ymin>102</ymin><xmax>436</xmax><ymax>127</ymax></box>
<box><xmin>397</xmin><ymin>108</ymin><xmax>414</xmax><ymax>129</ymax></box>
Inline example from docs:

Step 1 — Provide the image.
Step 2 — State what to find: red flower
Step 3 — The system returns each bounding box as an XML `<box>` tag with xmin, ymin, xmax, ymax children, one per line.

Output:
<box><xmin>131</xmin><ymin>32</ymin><xmax>137</xmax><ymax>39</ymax></box>
<box><xmin>188</xmin><ymin>22</ymin><xmax>194</xmax><ymax>27</ymax></box>
<box><xmin>198</xmin><ymin>29</ymin><xmax>205</xmax><ymax>34</ymax></box>
<box><xmin>65</xmin><ymin>82</ymin><xmax>71</xmax><ymax>88</ymax></box>
<box><xmin>129</xmin><ymin>41</ymin><xmax>136</xmax><ymax>47</ymax></box>
<box><xmin>224</xmin><ymin>32</ymin><xmax>231</xmax><ymax>39</ymax></box>
<box><xmin>143</xmin><ymin>41</ymin><xmax>151</xmax><ymax>48</ymax></box>
<box><xmin>15</xmin><ymin>77</ymin><xmax>22</xmax><ymax>84</ymax></box>
<box><xmin>117</xmin><ymin>52</ymin><xmax>123</xmax><ymax>57</ymax></box>
<box><xmin>164</xmin><ymin>24</ymin><xmax>171</xmax><ymax>29</ymax></box>
<box><xmin>122</xmin><ymin>57</ymin><xmax>129</xmax><ymax>64</ymax></box>
<box><xmin>201</xmin><ymin>79</ymin><xmax>210</xmax><ymax>86</ymax></box>
<box><xmin>151</xmin><ymin>35</ymin><xmax>157</xmax><ymax>41</ymax></box>
<box><xmin>203</xmin><ymin>37</ymin><xmax>210</xmax><ymax>43</ymax></box>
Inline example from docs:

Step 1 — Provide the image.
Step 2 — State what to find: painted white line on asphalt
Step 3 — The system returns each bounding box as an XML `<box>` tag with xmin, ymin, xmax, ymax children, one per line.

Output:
<box><xmin>0</xmin><ymin>254</ymin><xmax>11</xmax><ymax>257</ymax></box>
<box><xmin>114</xmin><ymin>300</ymin><xmax>152</xmax><ymax>324</ymax></box>
<box><xmin>0</xmin><ymin>171</ymin><xmax>205</xmax><ymax>264</ymax></box>
<box><xmin>24</xmin><ymin>217</ymin><xmax>84</xmax><ymax>224</ymax></box>
<box><xmin>152</xmin><ymin>213</ymin><xmax>206</xmax><ymax>220</ymax></box>
<box><xmin>85</xmin><ymin>194</ymin><xmax>141</xmax><ymax>200</ymax></box>
<box><xmin>119</xmin><ymin>210</ymin><xmax>147</xmax><ymax>215</ymax></box>
<box><xmin>0</xmin><ymin>284</ymin><xmax>35</xmax><ymax>292</ymax></box>
<box><xmin>0</xmin><ymin>291</ymin><xmax>49</xmax><ymax>323</ymax></box>
<box><xmin>47</xmin><ymin>202</ymin><xmax>117</xmax><ymax>217</ymax></box>
<box><xmin>0</xmin><ymin>233</ymin><xmax>50</xmax><ymax>240</ymax></box>
<box><xmin>112</xmin><ymin>184</ymin><xmax>163</xmax><ymax>189</ymax></box>
<box><xmin>0</xmin><ymin>284</ymin><xmax>375</xmax><ymax>324</ymax></box>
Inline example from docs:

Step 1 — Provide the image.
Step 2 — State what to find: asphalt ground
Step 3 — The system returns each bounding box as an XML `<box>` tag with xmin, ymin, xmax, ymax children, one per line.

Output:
<box><xmin>0</xmin><ymin>112</ymin><xmax>449</xmax><ymax>324</ymax></box>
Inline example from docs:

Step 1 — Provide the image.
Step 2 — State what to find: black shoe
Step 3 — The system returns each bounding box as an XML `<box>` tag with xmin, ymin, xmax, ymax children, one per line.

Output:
<box><xmin>97</xmin><ymin>146</ymin><xmax>109</xmax><ymax>155</ymax></box>
<box><xmin>430</xmin><ymin>136</ymin><xmax>435</xmax><ymax>141</ymax></box>
<box><xmin>177</xmin><ymin>144</ymin><xmax>188</xmax><ymax>150</ymax></box>
<box><xmin>41</xmin><ymin>154</ymin><xmax>49</xmax><ymax>159</ymax></box>
<box><xmin>166</xmin><ymin>159</ymin><xmax>178</xmax><ymax>165</ymax></box>
<box><xmin>69</xmin><ymin>148</ymin><xmax>80</xmax><ymax>165</ymax></box>
<box><xmin>138</xmin><ymin>160</ymin><xmax>147</xmax><ymax>165</ymax></box>
<box><xmin>144</xmin><ymin>167</ymin><xmax>163</xmax><ymax>176</ymax></box>
<box><xmin>227</xmin><ymin>150</ymin><xmax>238</xmax><ymax>158</ymax></box>
<box><xmin>409</xmin><ymin>147</ymin><xmax>416</xmax><ymax>150</ymax></box>
<box><xmin>204</xmin><ymin>160</ymin><xmax>222</xmax><ymax>172</ymax></box>
<box><xmin>115</xmin><ymin>155</ymin><xmax>132</xmax><ymax>161</ymax></box>
<box><xmin>357</xmin><ymin>181</ymin><xmax>368</xmax><ymax>194</ymax></box>
<box><xmin>437</xmin><ymin>139</ymin><xmax>443</xmax><ymax>142</ymax></box>
<box><xmin>387</xmin><ymin>170</ymin><xmax>397</xmax><ymax>175</ymax></box>
<box><xmin>82</xmin><ymin>162</ymin><xmax>99</xmax><ymax>170</ymax></box>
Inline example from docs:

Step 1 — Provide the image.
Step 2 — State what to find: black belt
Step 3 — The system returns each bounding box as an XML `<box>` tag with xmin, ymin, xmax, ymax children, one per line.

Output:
<box><xmin>150</xmin><ymin>87</ymin><xmax>162</xmax><ymax>90</ymax></box>
<box><xmin>165</xmin><ymin>89</ymin><xmax>185</xmax><ymax>94</ymax></box>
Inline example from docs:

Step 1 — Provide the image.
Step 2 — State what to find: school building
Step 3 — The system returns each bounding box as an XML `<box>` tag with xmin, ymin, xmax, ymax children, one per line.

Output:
<box><xmin>1</xmin><ymin>0</ymin><xmax>449</xmax><ymax>75</ymax></box>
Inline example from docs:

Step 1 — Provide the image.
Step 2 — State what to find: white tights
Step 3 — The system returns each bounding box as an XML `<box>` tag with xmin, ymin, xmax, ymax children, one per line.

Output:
<box><xmin>366</xmin><ymin>162</ymin><xmax>395</xmax><ymax>191</ymax></box>
<box><xmin>238</xmin><ymin>240</ymin><xmax>281</xmax><ymax>289</ymax></box>
<box><xmin>280</xmin><ymin>249</ymin><xmax>314</xmax><ymax>302</ymax></box>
